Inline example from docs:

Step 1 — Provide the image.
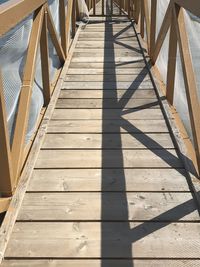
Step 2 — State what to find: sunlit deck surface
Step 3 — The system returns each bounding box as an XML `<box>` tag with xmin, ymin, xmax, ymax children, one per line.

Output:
<box><xmin>2</xmin><ymin>1</ymin><xmax>200</xmax><ymax>267</ymax></box>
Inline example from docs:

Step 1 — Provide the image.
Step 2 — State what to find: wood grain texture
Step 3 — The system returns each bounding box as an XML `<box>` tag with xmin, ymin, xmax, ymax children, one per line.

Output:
<box><xmin>69</xmin><ymin>62</ymin><xmax>146</xmax><ymax>69</ymax></box>
<box><xmin>56</xmin><ymin>98</ymin><xmax>159</xmax><ymax>109</ymax></box>
<box><xmin>28</xmin><ymin>168</ymin><xmax>189</xmax><ymax>192</ymax></box>
<box><xmin>67</xmin><ymin>68</ymin><xmax>147</xmax><ymax>74</ymax></box>
<box><xmin>59</xmin><ymin>89</ymin><xmax>156</xmax><ymax>98</ymax></box>
<box><xmin>76</xmin><ymin>41</ymin><xmax>141</xmax><ymax>49</ymax></box>
<box><xmin>18</xmin><ymin>192</ymin><xmax>198</xmax><ymax>221</ymax></box>
<box><xmin>72</xmin><ymin>50</ymin><xmax>142</xmax><ymax>57</ymax></box>
<box><xmin>35</xmin><ymin>149</ymin><xmax>183</xmax><ymax>168</ymax></box>
<box><xmin>5</xmin><ymin>222</ymin><xmax>200</xmax><ymax>258</ymax></box>
<box><xmin>47</xmin><ymin>119</ymin><xmax>169</xmax><ymax>133</ymax></box>
<box><xmin>2</xmin><ymin>260</ymin><xmax>200</xmax><ymax>267</ymax></box>
<box><xmin>64</xmin><ymin>74</ymin><xmax>150</xmax><ymax>82</ymax></box>
<box><xmin>52</xmin><ymin>109</ymin><xmax>164</xmax><ymax>120</ymax></box>
<box><xmin>42</xmin><ymin>133</ymin><xmax>174</xmax><ymax>149</ymax></box>
<box><xmin>62</xmin><ymin>81</ymin><xmax>153</xmax><ymax>89</ymax></box>
<box><xmin>71</xmin><ymin>56</ymin><xmax>144</xmax><ymax>63</ymax></box>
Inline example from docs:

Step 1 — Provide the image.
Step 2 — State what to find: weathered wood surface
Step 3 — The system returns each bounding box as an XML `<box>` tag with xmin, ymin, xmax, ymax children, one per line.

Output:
<box><xmin>76</xmin><ymin>41</ymin><xmax>141</xmax><ymax>49</ymax></box>
<box><xmin>18</xmin><ymin>192</ymin><xmax>198</xmax><ymax>221</ymax></box>
<box><xmin>36</xmin><ymin>149</ymin><xmax>182</xmax><ymax>168</ymax></box>
<box><xmin>67</xmin><ymin>68</ymin><xmax>147</xmax><ymax>74</ymax></box>
<box><xmin>43</xmin><ymin>133</ymin><xmax>174</xmax><ymax>149</ymax></box>
<box><xmin>64</xmin><ymin>74</ymin><xmax>150</xmax><ymax>82</ymax></box>
<box><xmin>71</xmin><ymin>57</ymin><xmax>144</xmax><ymax>63</ymax></box>
<box><xmin>52</xmin><ymin>109</ymin><xmax>164</xmax><ymax>120</ymax></box>
<box><xmin>62</xmin><ymin>81</ymin><xmax>153</xmax><ymax>89</ymax></box>
<box><xmin>5</xmin><ymin>222</ymin><xmax>200</xmax><ymax>258</ymax></box>
<box><xmin>59</xmin><ymin>89</ymin><xmax>156</xmax><ymax>98</ymax></box>
<box><xmin>2</xmin><ymin>260</ymin><xmax>200</xmax><ymax>267</ymax></box>
<box><xmin>73</xmin><ymin>50</ymin><xmax>142</xmax><ymax>57</ymax></box>
<box><xmin>2</xmin><ymin>8</ymin><xmax>200</xmax><ymax>266</ymax></box>
<box><xmin>69</xmin><ymin>61</ymin><xmax>146</xmax><ymax>68</ymax></box>
<box><xmin>56</xmin><ymin>98</ymin><xmax>159</xmax><ymax>109</ymax></box>
<box><xmin>28</xmin><ymin>168</ymin><xmax>189</xmax><ymax>192</ymax></box>
<box><xmin>47</xmin><ymin>119</ymin><xmax>170</xmax><ymax>133</ymax></box>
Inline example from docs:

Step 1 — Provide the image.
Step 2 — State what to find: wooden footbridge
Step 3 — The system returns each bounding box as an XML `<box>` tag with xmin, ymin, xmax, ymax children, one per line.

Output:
<box><xmin>0</xmin><ymin>0</ymin><xmax>200</xmax><ymax>266</ymax></box>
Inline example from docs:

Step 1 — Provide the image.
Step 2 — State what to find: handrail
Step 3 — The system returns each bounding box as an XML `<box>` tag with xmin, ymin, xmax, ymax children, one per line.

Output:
<box><xmin>0</xmin><ymin>0</ymin><xmax>78</xmax><ymax>206</ymax></box>
<box><xmin>123</xmin><ymin>0</ymin><xmax>200</xmax><ymax>176</ymax></box>
<box><xmin>0</xmin><ymin>0</ymin><xmax>46</xmax><ymax>36</ymax></box>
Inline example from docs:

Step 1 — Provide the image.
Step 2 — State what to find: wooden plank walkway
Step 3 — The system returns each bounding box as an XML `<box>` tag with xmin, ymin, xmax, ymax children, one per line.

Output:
<box><xmin>1</xmin><ymin>2</ymin><xmax>200</xmax><ymax>267</ymax></box>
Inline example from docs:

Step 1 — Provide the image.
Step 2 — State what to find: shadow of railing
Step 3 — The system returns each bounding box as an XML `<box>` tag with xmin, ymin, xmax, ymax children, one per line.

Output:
<box><xmin>101</xmin><ymin>0</ymin><xmax>199</xmax><ymax>265</ymax></box>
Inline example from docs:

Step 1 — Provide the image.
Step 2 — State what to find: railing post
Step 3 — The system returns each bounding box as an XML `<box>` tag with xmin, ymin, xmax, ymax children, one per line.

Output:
<box><xmin>65</xmin><ymin>0</ymin><xmax>74</xmax><ymax>56</ymax></box>
<box><xmin>140</xmin><ymin>0</ymin><xmax>144</xmax><ymax>38</ymax></box>
<box><xmin>40</xmin><ymin>5</ymin><xmax>51</xmax><ymax>106</ymax></box>
<box><xmin>166</xmin><ymin>10</ymin><xmax>177</xmax><ymax>105</ymax></box>
<box><xmin>134</xmin><ymin>0</ymin><xmax>140</xmax><ymax>24</ymax></box>
<box><xmin>143</xmin><ymin>0</ymin><xmax>150</xmax><ymax>52</ymax></box>
<box><xmin>111</xmin><ymin>0</ymin><xmax>113</xmax><ymax>15</ymax></box>
<box><xmin>102</xmin><ymin>0</ymin><xmax>104</xmax><ymax>15</ymax></box>
<box><xmin>0</xmin><ymin>72</ymin><xmax>14</xmax><ymax>196</ymax></box>
<box><xmin>93</xmin><ymin>0</ymin><xmax>96</xmax><ymax>15</ymax></box>
<box><xmin>59</xmin><ymin>0</ymin><xmax>67</xmax><ymax>56</ymax></box>
<box><xmin>72</xmin><ymin>0</ymin><xmax>76</xmax><ymax>38</ymax></box>
<box><xmin>150</xmin><ymin>0</ymin><xmax>157</xmax><ymax>58</ymax></box>
<box><xmin>127</xmin><ymin>0</ymin><xmax>131</xmax><ymax>18</ymax></box>
<box><xmin>119</xmin><ymin>0</ymin><xmax>122</xmax><ymax>15</ymax></box>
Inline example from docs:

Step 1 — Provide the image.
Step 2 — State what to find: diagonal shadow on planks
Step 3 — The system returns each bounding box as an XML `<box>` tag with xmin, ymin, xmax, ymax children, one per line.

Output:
<box><xmin>101</xmin><ymin>0</ymin><xmax>200</xmax><ymax>266</ymax></box>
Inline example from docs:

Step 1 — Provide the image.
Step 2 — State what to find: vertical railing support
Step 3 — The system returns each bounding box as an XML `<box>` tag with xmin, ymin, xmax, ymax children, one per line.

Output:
<box><xmin>65</xmin><ymin>0</ymin><xmax>74</xmax><ymax>57</ymax></box>
<box><xmin>72</xmin><ymin>0</ymin><xmax>76</xmax><ymax>38</ymax></box>
<box><xmin>0</xmin><ymin>73</ymin><xmax>14</xmax><ymax>196</ymax></box>
<box><xmin>59</xmin><ymin>0</ymin><xmax>67</xmax><ymax>56</ymax></box>
<box><xmin>140</xmin><ymin>0</ymin><xmax>144</xmax><ymax>38</ymax></box>
<box><xmin>166</xmin><ymin>11</ymin><xmax>177</xmax><ymax>105</ymax></box>
<box><xmin>40</xmin><ymin>6</ymin><xmax>51</xmax><ymax>106</ymax></box>
<box><xmin>102</xmin><ymin>0</ymin><xmax>104</xmax><ymax>15</ymax></box>
<box><xmin>150</xmin><ymin>0</ymin><xmax>157</xmax><ymax>57</ymax></box>
<box><xmin>93</xmin><ymin>0</ymin><xmax>96</xmax><ymax>15</ymax></box>
<box><xmin>143</xmin><ymin>0</ymin><xmax>150</xmax><ymax>52</ymax></box>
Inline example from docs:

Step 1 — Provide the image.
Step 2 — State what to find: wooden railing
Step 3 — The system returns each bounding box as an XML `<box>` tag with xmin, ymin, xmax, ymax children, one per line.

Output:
<box><xmin>120</xmin><ymin>0</ymin><xmax>200</xmax><ymax>176</ymax></box>
<box><xmin>87</xmin><ymin>0</ymin><xmax>126</xmax><ymax>16</ymax></box>
<box><xmin>0</xmin><ymin>0</ymin><xmax>78</xmax><ymax>209</ymax></box>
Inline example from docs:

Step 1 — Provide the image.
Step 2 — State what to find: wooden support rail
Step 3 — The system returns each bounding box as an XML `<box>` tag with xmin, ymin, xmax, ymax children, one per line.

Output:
<box><xmin>126</xmin><ymin>0</ymin><xmax>200</xmax><ymax>175</ymax></box>
<box><xmin>0</xmin><ymin>0</ymin><xmax>78</xmax><ymax>208</ymax></box>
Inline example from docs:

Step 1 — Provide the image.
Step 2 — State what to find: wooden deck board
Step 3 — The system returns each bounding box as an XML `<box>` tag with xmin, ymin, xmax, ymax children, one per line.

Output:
<box><xmin>69</xmin><ymin>62</ymin><xmax>146</xmax><ymax>69</ymax></box>
<box><xmin>2</xmin><ymin>9</ymin><xmax>200</xmax><ymax>266</ymax></box>
<box><xmin>35</xmin><ymin>149</ymin><xmax>182</xmax><ymax>169</ymax></box>
<box><xmin>59</xmin><ymin>89</ymin><xmax>156</xmax><ymax>98</ymax></box>
<box><xmin>75</xmin><ymin>41</ymin><xmax>141</xmax><ymax>49</ymax></box>
<box><xmin>64</xmin><ymin>74</ymin><xmax>150</xmax><ymax>82</ymax></box>
<box><xmin>2</xmin><ymin>260</ymin><xmax>200</xmax><ymax>267</ymax></box>
<box><xmin>18</xmin><ymin>192</ymin><xmax>199</xmax><ymax>221</ymax></box>
<box><xmin>47</xmin><ymin>119</ymin><xmax>170</xmax><ymax>133</ymax></box>
<box><xmin>52</xmin><ymin>109</ymin><xmax>164</xmax><ymax>120</ymax></box>
<box><xmin>56</xmin><ymin>98</ymin><xmax>159</xmax><ymax>109</ymax></box>
<box><xmin>42</xmin><ymin>133</ymin><xmax>174</xmax><ymax>149</ymax></box>
<box><xmin>5</xmin><ymin>222</ymin><xmax>200</xmax><ymax>258</ymax></box>
<box><xmin>28</xmin><ymin>168</ymin><xmax>189</xmax><ymax>192</ymax></box>
<box><xmin>62</xmin><ymin>81</ymin><xmax>153</xmax><ymax>89</ymax></box>
<box><xmin>67</xmin><ymin>68</ymin><xmax>148</xmax><ymax>75</ymax></box>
